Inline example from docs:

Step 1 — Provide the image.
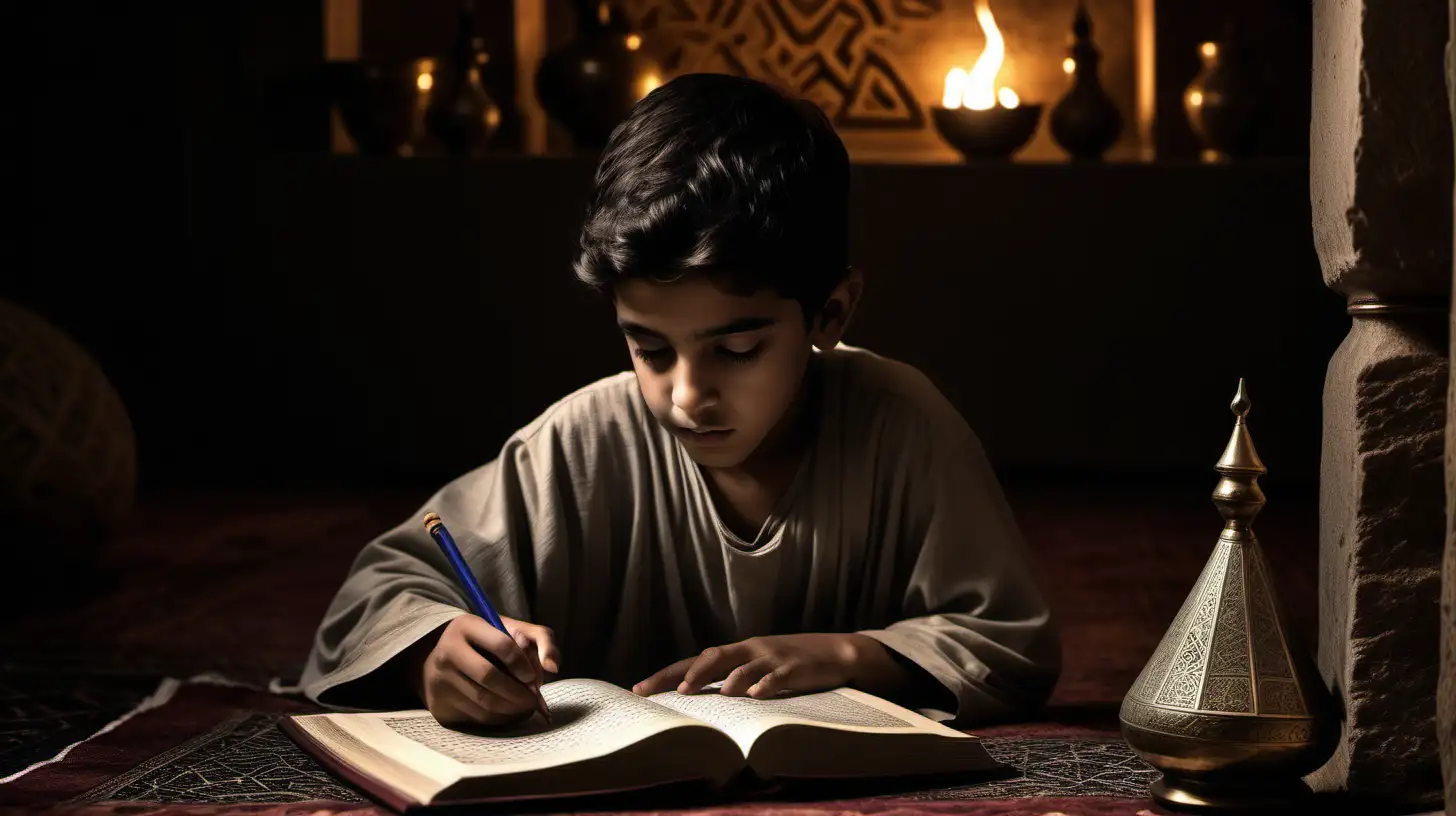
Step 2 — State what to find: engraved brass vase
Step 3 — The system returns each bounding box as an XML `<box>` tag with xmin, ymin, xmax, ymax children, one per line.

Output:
<box><xmin>1119</xmin><ymin>380</ymin><xmax>1338</xmax><ymax>811</ymax></box>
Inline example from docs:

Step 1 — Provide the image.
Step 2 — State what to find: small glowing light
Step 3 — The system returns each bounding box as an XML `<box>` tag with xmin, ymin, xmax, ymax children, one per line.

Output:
<box><xmin>640</xmin><ymin>71</ymin><xmax>661</xmax><ymax>98</ymax></box>
<box><xmin>1200</xmin><ymin>42</ymin><xmax>1217</xmax><ymax>58</ymax></box>
<box><xmin>942</xmin><ymin>67</ymin><xmax>968</xmax><ymax>109</ymax></box>
<box><xmin>1188</xmin><ymin>90</ymin><xmax>1203</xmax><ymax>107</ymax></box>
<box><xmin>625</xmin><ymin>33</ymin><xmax>642</xmax><ymax>51</ymax></box>
<box><xmin>416</xmin><ymin>72</ymin><xmax>433</xmax><ymax>91</ymax></box>
<box><xmin>998</xmin><ymin>87</ymin><xmax>1019</xmax><ymax>108</ymax></box>
<box><xmin>582</xmin><ymin>59</ymin><xmax>600</xmax><ymax>76</ymax></box>
<box><xmin>1063</xmin><ymin>57</ymin><xmax>1075</xmax><ymax>74</ymax></box>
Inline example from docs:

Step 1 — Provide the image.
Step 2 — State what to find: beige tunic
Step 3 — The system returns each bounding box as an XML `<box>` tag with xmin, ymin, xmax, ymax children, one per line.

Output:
<box><xmin>299</xmin><ymin>345</ymin><xmax>1061</xmax><ymax>724</ymax></box>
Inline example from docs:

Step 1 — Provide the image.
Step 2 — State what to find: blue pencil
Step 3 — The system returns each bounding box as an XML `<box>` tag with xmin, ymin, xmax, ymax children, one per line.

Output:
<box><xmin>423</xmin><ymin>512</ymin><xmax>551</xmax><ymax>725</ymax></box>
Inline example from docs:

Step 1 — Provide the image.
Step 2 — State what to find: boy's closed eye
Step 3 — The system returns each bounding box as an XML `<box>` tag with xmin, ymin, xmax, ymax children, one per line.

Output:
<box><xmin>620</xmin><ymin>315</ymin><xmax>775</xmax><ymax>367</ymax></box>
<box><xmin>629</xmin><ymin>338</ymin><xmax>766</xmax><ymax>367</ymax></box>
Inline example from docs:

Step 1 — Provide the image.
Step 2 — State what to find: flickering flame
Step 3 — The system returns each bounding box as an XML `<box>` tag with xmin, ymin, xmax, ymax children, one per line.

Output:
<box><xmin>942</xmin><ymin>67</ymin><xmax>967</xmax><ymax>108</ymax></box>
<box><xmin>625</xmin><ymin>33</ymin><xmax>642</xmax><ymax>51</ymax></box>
<box><xmin>964</xmin><ymin>0</ymin><xmax>1004</xmax><ymax>109</ymax></box>
<box><xmin>1063</xmin><ymin>57</ymin><xmax>1075</xmax><ymax>74</ymax></box>
<box><xmin>416</xmin><ymin>72</ymin><xmax>433</xmax><ymax>91</ymax></box>
<box><xmin>1201</xmin><ymin>41</ymin><xmax>1218</xmax><ymax>58</ymax></box>
<box><xmin>941</xmin><ymin>1</ymin><xmax>1016</xmax><ymax>110</ymax></box>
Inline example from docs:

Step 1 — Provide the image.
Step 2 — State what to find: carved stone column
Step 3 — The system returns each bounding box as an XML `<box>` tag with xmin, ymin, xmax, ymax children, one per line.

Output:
<box><xmin>1443</xmin><ymin>0</ymin><xmax>1456</xmax><ymax>808</ymax></box>
<box><xmin>1310</xmin><ymin>0</ymin><xmax>1452</xmax><ymax>806</ymax></box>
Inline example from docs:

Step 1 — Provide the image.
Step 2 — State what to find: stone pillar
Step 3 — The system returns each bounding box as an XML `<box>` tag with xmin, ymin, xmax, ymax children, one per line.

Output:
<box><xmin>1310</xmin><ymin>0</ymin><xmax>1452</xmax><ymax>807</ymax></box>
<box><xmin>1443</xmin><ymin>0</ymin><xmax>1456</xmax><ymax>808</ymax></box>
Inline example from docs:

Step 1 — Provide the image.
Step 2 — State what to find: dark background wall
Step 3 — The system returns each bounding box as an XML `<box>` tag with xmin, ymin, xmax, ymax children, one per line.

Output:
<box><xmin>4</xmin><ymin>2</ymin><xmax>1345</xmax><ymax>499</ymax></box>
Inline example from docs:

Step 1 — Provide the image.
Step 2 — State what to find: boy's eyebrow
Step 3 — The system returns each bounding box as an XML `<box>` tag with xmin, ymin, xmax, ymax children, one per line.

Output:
<box><xmin>618</xmin><ymin>316</ymin><xmax>777</xmax><ymax>341</ymax></box>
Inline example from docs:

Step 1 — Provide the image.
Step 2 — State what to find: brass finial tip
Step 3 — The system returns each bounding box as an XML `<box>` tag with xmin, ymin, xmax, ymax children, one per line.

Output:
<box><xmin>423</xmin><ymin>512</ymin><xmax>442</xmax><ymax>530</ymax></box>
<box><xmin>1231</xmin><ymin>378</ymin><xmax>1251</xmax><ymax>419</ymax></box>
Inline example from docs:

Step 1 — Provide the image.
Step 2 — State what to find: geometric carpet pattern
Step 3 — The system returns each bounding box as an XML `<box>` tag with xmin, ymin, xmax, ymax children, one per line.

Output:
<box><xmin>62</xmin><ymin>710</ymin><xmax>1156</xmax><ymax>805</ymax></box>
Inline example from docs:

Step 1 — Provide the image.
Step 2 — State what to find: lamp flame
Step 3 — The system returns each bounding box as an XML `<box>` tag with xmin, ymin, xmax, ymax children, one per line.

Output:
<box><xmin>942</xmin><ymin>0</ymin><xmax>1016</xmax><ymax>110</ymax></box>
<box><xmin>964</xmin><ymin>0</ymin><xmax>1004</xmax><ymax>110</ymax></box>
<box><xmin>942</xmin><ymin>67</ymin><xmax>967</xmax><ymax>108</ymax></box>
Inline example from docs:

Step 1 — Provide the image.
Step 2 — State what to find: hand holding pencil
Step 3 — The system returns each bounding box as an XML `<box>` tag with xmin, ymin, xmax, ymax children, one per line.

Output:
<box><xmin>410</xmin><ymin>512</ymin><xmax>556</xmax><ymax>727</ymax></box>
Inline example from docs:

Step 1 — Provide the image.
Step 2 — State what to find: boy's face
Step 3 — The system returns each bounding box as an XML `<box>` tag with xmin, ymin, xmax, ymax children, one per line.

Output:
<box><xmin>614</xmin><ymin>274</ymin><xmax>856</xmax><ymax>471</ymax></box>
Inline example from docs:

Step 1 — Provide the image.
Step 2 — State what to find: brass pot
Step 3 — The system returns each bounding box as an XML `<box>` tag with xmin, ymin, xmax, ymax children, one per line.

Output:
<box><xmin>1119</xmin><ymin>380</ymin><xmax>1339</xmax><ymax>811</ymax></box>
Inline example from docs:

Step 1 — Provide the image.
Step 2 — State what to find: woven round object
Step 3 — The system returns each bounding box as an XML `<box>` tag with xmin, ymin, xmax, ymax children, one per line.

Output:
<box><xmin>0</xmin><ymin>299</ymin><xmax>137</xmax><ymax>548</ymax></box>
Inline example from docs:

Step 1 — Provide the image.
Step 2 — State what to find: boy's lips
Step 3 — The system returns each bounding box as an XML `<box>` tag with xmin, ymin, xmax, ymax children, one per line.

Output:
<box><xmin>676</xmin><ymin>426</ymin><xmax>735</xmax><ymax>444</ymax></box>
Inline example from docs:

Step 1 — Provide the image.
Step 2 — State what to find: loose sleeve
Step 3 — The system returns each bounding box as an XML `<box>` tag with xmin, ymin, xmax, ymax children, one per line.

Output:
<box><xmin>298</xmin><ymin>414</ymin><xmax>616</xmax><ymax>711</ymax></box>
<box><xmin>857</xmin><ymin>433</ymin><xmax>1062</xmax><ymax>726</ymax></box>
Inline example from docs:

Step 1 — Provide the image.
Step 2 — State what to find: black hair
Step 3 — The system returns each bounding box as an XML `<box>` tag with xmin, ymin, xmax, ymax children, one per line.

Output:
<box><xmin>573</xmin><ymin>73</ymin><xmax>851</xmax><ymax>321</ymax></box>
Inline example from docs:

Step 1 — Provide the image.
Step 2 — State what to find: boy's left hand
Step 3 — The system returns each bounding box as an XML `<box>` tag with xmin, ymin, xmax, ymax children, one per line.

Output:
<box><xmin>632</xmin><ymin>633</ymin><xmax>883</xmax><ymax>699</ymax></box>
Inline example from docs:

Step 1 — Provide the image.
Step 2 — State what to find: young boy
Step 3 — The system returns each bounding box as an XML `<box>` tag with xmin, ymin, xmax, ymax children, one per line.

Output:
<box><xmin>300</xmin><ymin>73</ymin><xmax>1060</xmax><ymax>728</ymax></box>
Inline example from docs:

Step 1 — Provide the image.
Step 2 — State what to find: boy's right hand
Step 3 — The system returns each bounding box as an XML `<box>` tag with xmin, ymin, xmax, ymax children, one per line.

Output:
<box><xmin>408</xmin><ymin>614</ymin><xmax>561</xmax><ymax>726</ymax></box>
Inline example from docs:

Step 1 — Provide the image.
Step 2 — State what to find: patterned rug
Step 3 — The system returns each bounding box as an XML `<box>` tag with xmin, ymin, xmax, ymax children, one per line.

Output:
<box><xmin>0</xmin><ymin>487</ymin><xmax>1336</xmax><ymax>816</ymax></box>
<box><xmin>0</xmin><ymin>666</ymin><xmax>165</xmax><ymax>782</ymax></box>
<box><xmin>67</xmin><ymin>711</ymin><xmax>361</xmax><ymax>805</ymax></box>
<box><xmin>1</xmin><ymin>678</ymin><xmax>1170</xmax><ymax>815</ymax></box>
<box><xmin>62</xmin><ymin>711</ymin><xmax>1157</xmax><ymax>806</ymax></box>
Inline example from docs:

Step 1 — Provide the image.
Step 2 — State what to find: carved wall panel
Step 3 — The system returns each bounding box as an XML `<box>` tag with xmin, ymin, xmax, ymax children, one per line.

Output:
<box><xmin>620</xmin><ymin>0</ymin><xmax>1140</xmax><ymax>161</ymax></box>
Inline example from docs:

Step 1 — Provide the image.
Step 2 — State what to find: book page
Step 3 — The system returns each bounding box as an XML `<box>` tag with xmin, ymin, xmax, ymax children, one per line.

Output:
<box><xmin>323</xmin><ymin>678</ymin><xmax>711</xmax><ymax>780</ymax></box>
<box><xmin>648</xmin><ymin>685</ymin><xmax>960</xmax><ymax>753</ymax></box>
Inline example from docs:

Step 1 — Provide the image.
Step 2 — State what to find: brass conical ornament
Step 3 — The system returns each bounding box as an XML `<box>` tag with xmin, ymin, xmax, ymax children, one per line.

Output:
<box><xmin>1120</xmin><ymin>380</ymin><xmax>1338</xmax><ymax>811</ymax></box>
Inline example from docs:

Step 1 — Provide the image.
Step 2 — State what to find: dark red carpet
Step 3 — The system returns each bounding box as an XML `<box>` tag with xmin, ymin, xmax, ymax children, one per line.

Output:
<box><xmin>0</xmin><ymin>483</ymin><xmax>1326</xmax><ymax>815</ymax></box>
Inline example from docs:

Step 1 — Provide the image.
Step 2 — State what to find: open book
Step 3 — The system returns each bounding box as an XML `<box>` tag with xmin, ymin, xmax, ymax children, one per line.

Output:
<box><xmin>280</xmin><ymin>678</ymin><xmax>1002</xmax><ymax>811</ymax></box>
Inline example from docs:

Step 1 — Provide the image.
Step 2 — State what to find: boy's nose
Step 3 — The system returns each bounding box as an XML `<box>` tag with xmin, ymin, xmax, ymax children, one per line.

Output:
<box><xmin>671</xmin><ymin>366</ymin><xmax>719</xmax><ymax>418</ymax></box>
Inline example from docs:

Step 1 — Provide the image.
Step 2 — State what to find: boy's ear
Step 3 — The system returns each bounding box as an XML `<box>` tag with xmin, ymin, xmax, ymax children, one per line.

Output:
<box><xmin>810</xmin><ymin>267</ymin><xmax>863</xmax><ymax>350</ymax></box>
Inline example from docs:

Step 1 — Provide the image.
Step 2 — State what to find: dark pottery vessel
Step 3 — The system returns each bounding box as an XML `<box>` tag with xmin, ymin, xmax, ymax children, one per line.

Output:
<box><xmin>1049</xmin><ymin>1</ymin><xmax>1123</xmax><ymax>161</ymax></box>
<box><xmin>1184</xmin><ymin>33</ymin><xmax>1263</xmax><ymax>160</ymax></box>
<box><xmin>535</xmin><ymin>0</ymin><xmax>659</xmax><ymax>150</ymax></box>
<box><xmin>932</xmin><ymin>105</ymin><xmax>1043</xmax><ymax>161</ymax></box>
<box><xmin>423</xmin><ymin>0</ymin><xmax>502</xmax><ymax>156</ymax></box>
<box><xmin>333</xmin><ymin>59</ymin><xmax>433</xmax><ymax>155</ymax></box>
